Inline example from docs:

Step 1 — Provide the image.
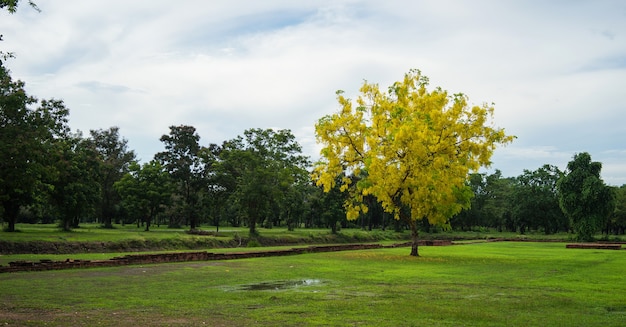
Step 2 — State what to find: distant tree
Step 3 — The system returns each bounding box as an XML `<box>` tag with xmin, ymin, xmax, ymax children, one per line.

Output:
<box><xmin>114</xmin><ymin>161</ymin><xmax>171</xmax><ymax>231</ymax></box>
<box><xmin>451</xmin><ymin>173</ymin><xmax>484</xmax><ymax>230</ymax></box>
<box><xmin>49</xmin><ymin>133</ymin><xmax>101</xmax><ymax>231</ymax></box>
<box><xmin>155</xmin><ymin>125</ymin><xmax>204</xmax><ymax>230</ymax></box>
<box><xmin>0</xmin><ymin>62</ymin><xmax>70</xmax><ymax>231</ymax></box>
<box><xmin>88</xmin><ymin>127</ymin><xmax>136</xmax><ymax>228</ymax></box>
<box><xmin>451</xmin><ymin>170</ymin><xmax>514</xmax><ymax>231</ymax></box>
<box><xmin>218</xmin><ymin>128</ymin><xmax>309</xmax><ymax>236</ymax></box>
<box><xmin>609</xmin><ymin>185</ymin><xmax>626</xmax><ymax>235</ymax></box>
<box><xmin>512</xmin><ymin>165</ymin><xmax>567</xmax><ymax>234</ymax></box>
<box><xmin>197</xmin><ymin>143</ymin><xmax>225</xmax><ymax>232</ymax></box>
<box><xmin>320</xmin><ymin>177</ymin><xmax>348</xmax><ymax>234</ymax></box>
<box><xmin>557</xmin><ymin>153</ymin><xmax>614</xmax><ymax>241</ymax></box>
<box><xmin>312</xmin><ymin>69</ymin><xmax>514</xmax><ymax>256</ymax></box>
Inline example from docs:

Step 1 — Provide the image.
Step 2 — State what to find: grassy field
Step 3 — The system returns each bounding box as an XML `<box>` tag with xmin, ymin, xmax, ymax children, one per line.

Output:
<box><xmin>3</xmin><ymin>223</ymin><xmax>601</xmax><ymax>243</ymax></box>
<box><xmin>1</xmin><ymin>242</ymin><xmax>625</xmax><ymax>326</ymax></box>
<box><xmin>0</xmin><ymin>223</ymin><xmax>418</xmax><ymax>256</ymax></box>
<box><xmin>1</xmin><ymin>223</ymin><xmax>419</xmax><ymax>243</ymax></box>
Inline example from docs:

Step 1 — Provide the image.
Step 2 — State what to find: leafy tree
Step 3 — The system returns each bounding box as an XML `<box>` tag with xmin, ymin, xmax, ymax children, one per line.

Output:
<box><xmin>557</xmin><ymin>153</ymin><xmax>614</xmax><ymax>241</ymax></box>
<box><xmin>609</xmin><ymin>185</ymin><xmax>626</xmax><ymax>235</ymax></box>
<box><xmin>155</xmin><ymin>125</ymin><xmax>204</xmax><ymax>230</ymax></box>
<box><xmin>49</xmin><ymin>133</ymin><xmax>101</xmax><ymax>231</ymax></box>
<box><xmin>511</xmin><ymin>165</ymin><xmax>566</xmax><ymax>234</ymax></box>
<box><xmin>320</xmin><ymin>178</ymin><xmax>348</xmax><ymax>234</ymax></box>
<box><xmin>451</xmin><ymin>173</ymin><xmax>485</xmax><ymax>230</ymax></box>
<box><xmin>197</xmin><ymin>143</ymin><xmax>226</xmax><ymax>232</ymax></box>
<box><xmin>452</xmin><ymin>170</ymin><xmax>515</xmax><ymax>232</ymax></box>
<box><xmin>218</xmin><ymin>128</ymin><xmax>309</xmax><ymax>236</ymax></box>
<box><xmin>114</xmin><ymin>161</ymin><xmax>171</xmax><ymax>231</ymax></box>
<box><xmin>313</xmin><ymin>69</ymin><xmax>514</xmax><ymax>256</ymax></box>
<box><xmin>0</xmin><ymin>62</ymin><xmax>70</xmax><ymax>231</ymax></box>
<box><xmin>0</xmin><ymin>0</ymin><xmax>38</xmax><ymax>13</ymax></box>
<box><xmin>88</xmin><ymin>127</ymin><xmax>136</xmax><ymax>228</ymax></box>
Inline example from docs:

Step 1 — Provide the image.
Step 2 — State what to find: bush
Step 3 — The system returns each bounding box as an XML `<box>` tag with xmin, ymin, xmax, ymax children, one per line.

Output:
<box><xmin>246</xmin><ymin>239</ymin><xmax>261</xmax><ymax>248</ymax></box>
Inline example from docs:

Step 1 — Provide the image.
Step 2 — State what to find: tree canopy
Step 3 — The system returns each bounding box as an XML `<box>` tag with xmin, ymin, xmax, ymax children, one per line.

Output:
<box><xmin>115</xmin><ymin>161</ymin><xmax>171</xmax><ymax>231</ymax></box>
<box><xmin>155</xmin><ymin>125</ymin><xmax>204</xmax><ymax>230</ymax></box>
<box><xmin>0</xmin><ymin>62</ymin><xmax>69</xmax><ymax>231</ymax></box>
<box><xmin>557</xmin><ymin>152</ymin><xmax>614</xmax><ymax>241</ymax></box>
<box><xmin>313</xmin><ymin>69</ymin><xmax>514</xmax><ymax>255</ymax></box>
<box><xmin>89</xmin><ymin>127</ymin><xmax>136</xmax><ymax>228</ymax></box>
<box><xmin>217</xmin><ymin>128</ymin><xmax>309</xmax><ymax>235</ymax></box>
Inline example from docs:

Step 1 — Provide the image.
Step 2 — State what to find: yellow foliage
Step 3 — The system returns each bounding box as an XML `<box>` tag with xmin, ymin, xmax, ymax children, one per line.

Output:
<box><xmin>313</xmin><ymin>69</ymin><xmax>515</xmax><ymax>225</ymax></box>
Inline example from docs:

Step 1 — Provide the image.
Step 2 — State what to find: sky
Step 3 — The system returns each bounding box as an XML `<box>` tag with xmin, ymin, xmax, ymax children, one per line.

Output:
<box><xmin>1</xmin><ymin>0</ymin><xmax>625</xmax><ymax>185</ymax></box>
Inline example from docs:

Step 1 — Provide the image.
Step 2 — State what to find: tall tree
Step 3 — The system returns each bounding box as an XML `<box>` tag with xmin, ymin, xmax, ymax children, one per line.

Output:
<box><xmin>218</xmin><ymin>128</ymin><xmax>309</xmax><ymax>236</ymax></box>
<box><xmin>114</xmin><ymin>161</ymin><xmax>171</xmax><ymax>231</ymax></box>
<box><xmin>512</xmin><ymin>165</ymin><xmax>567</xmax><ymax>234</ymax></box>
<box><xmin>0</xmin><ymin>62</ymin><xmax>69</xmax><ymax>231</ymax></box>
<box><xmin>88</xmin><ymin>127</ymin><xmax>136</xmax><ymax>228</ymax></box>
<box><xmin>49</xmin><ymin>132</ymin><xmax>101</xmax><ymax>231</ymax></box>
<box><xmin>557</xmin><ymin>152</ymin><xmax>614</xmax><ymax>241</ymax></box>
<box><xmin>609</xmin><ymin>185</ymin><xmax>626</xmax><ymax>235</ymax></box>
<box><xmin>313</xmin><ymin>69</ymin><xmax>514</xmax><ymax>256</ymax></box>
<box><xmin>155</xmin><ymin>125</ymin><xmax>204</xmax><ymax>230</ymax></box>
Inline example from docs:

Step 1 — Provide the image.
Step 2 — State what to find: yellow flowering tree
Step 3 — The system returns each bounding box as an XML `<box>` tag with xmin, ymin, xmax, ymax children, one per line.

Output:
<box><xmin>312</xmin><ymin>69</ymin><xmax>514</xmax><ymax>256</ymax></box>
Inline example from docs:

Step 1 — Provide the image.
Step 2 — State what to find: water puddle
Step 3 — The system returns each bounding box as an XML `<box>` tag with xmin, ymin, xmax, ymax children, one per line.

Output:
<box><xmin>236</xmin><ymin>279</ymin><xmax>323</xmax><ymax>291</ymax></box>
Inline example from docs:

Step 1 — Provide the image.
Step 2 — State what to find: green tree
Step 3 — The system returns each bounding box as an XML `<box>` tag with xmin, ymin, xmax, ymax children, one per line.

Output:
<box><xmin>0</xmin><ymin>62</ymin><xmax>70</xmax><ymax>231</ymax></box>
<box><xmin>557</xmin><ymin>152</ymin><xmax>615</xmax><ymax>241</ymax></box>
<box><xmin>49</xmin><ymin>132</ymin><xmax>101</xmax><ymax>231</ymax></box>
<box><xmin>451</xmin><ymin>173</ymin><xmax>485</xmax><ymax>230</ymax></box>
<box><xmin>313</xmin><ymin>69</ymin><xmax>514</xmax><ymax>256</ymax></box>
<box><xmin>88</xmin><ymin>127</ymin><xmax>136</xmax><ymax>228</ymax></box>
<box><xmin>155</xmin><ymin>125</ymin><xmax>205</xmax><ymax>229</ymax></box>
<box><xmin>320</xmin><ymin>177</ymin><xmax>348</xmax><ymax>234</ymax></box>
<box><xmin>0</xmin><ymin>0</ymin><xmax>38</xmax><ymax>13</ymax></box>
<box><xmin>218</xmin><ymin>128</ymin><xmax>309</xmax><ymax>236</ymax></box>
<box><xmin>609</xmin><ymin>185</ymin><xmax>626</xmax><ymax>235</ymax></box>
<box><xmin>114</xmin><ymin>161</ymin><xmax>171</xmax><ymax>231</ymax></box>
<box><xmin>452</xmin><ymin>170</ymin><xmax>515</xmax><ymax>232</ymax></box>
<box><xmin>512</xmin><ymin>165</ymin><xmax>567</xmax><ymax>234</ymax></box>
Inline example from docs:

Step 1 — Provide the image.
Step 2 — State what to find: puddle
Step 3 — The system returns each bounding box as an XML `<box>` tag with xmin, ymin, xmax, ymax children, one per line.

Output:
<box><xmin>237</xmin><ymin>279</ymin><xmax>323</xmax><ymax>291</ymax></box>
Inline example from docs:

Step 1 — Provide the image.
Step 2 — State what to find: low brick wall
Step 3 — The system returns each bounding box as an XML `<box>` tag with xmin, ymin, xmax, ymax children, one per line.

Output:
<box><xmin>565</xmin><ymin>243</ymin><xmax>623</xmax><ymax>250</ymax></box>
<box><xmin>0</xmin><ymin>243</ymin><xmax>382</xmax><ymax>273</ymax></box>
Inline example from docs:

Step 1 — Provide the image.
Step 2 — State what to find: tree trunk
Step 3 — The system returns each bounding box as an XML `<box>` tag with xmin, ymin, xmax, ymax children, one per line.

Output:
<box><xmin>6</xmin><ymin>218</ymin><xmax>16</xmax><ymax>232</ymax></box>
<box><xmin>3</xmin><ymin>202</ymin><xmax>20</xmax><ymax>232</ymax></box>
<box><xmin>249</xmin><ymin>215</ymin><xmax>257</xmax><ymax>235</ymax></box>
<box><xmin>409</xmin><ymin>220</ymin><xmax>420</xmax><ymax>257</ymax></box>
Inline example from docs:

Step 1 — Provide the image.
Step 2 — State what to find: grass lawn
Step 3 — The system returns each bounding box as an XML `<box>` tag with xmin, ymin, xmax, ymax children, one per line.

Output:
<box><xmin>1</xmin><ymin>242</ymin><xmax>625</xmax><ymax>326</ymax></box>
<box><xmin>1</xmin><ymin>223</ymin><xmax>411</xmax><ymax>242</ymax></box>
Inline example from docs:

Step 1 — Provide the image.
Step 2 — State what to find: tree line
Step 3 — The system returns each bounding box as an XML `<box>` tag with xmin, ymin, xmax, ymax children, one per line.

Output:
<box><xmin>2</xmin><ymin>59</ymin><xmax>623</xmax><ymax>241</ymax></box>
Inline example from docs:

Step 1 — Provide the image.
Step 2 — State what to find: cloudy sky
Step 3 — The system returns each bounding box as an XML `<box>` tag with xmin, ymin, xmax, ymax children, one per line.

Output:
<box><xmin>1</xmin><ymin>0</ymin><xmax>625</xmax><ymax>185</ymax></box>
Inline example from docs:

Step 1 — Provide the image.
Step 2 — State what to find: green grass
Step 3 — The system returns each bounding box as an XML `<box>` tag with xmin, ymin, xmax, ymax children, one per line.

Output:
<box><xmin>0</xmin><ymin>223</ymin><xmax>222</xmax><ymax>242</ymax></box>
<box><xmin>1</xmin><ymin>223</ymin><xmax>403</xmax><ymax>242</ymax></box>
<box><xmin>5</xmin><ymin>222</ymin><xmax>612</xmax><ymax>245</ymax></box>
<box><xmin>1</xmin><ymin>242</ymin><xmax>625</xmax><ymax>326</ymax></box>
<box><xmin>0</xmin><ymin>224</ymin><xmax>407</xmax><ymax>254</ymax></box>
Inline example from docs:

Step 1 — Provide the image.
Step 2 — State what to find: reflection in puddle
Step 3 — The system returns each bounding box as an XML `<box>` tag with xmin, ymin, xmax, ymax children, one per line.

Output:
<box><xmin>238</xmin><ymin>279</ymin><xmax>323</xmax><ymax>291</ymax></box>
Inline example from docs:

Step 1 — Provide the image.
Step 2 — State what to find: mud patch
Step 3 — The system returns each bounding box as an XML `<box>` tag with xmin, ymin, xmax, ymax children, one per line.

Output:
<box><xmin>606</xmin><ymin>305</ymin><xmax>626</xmax><ymax>313</ymax></box>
